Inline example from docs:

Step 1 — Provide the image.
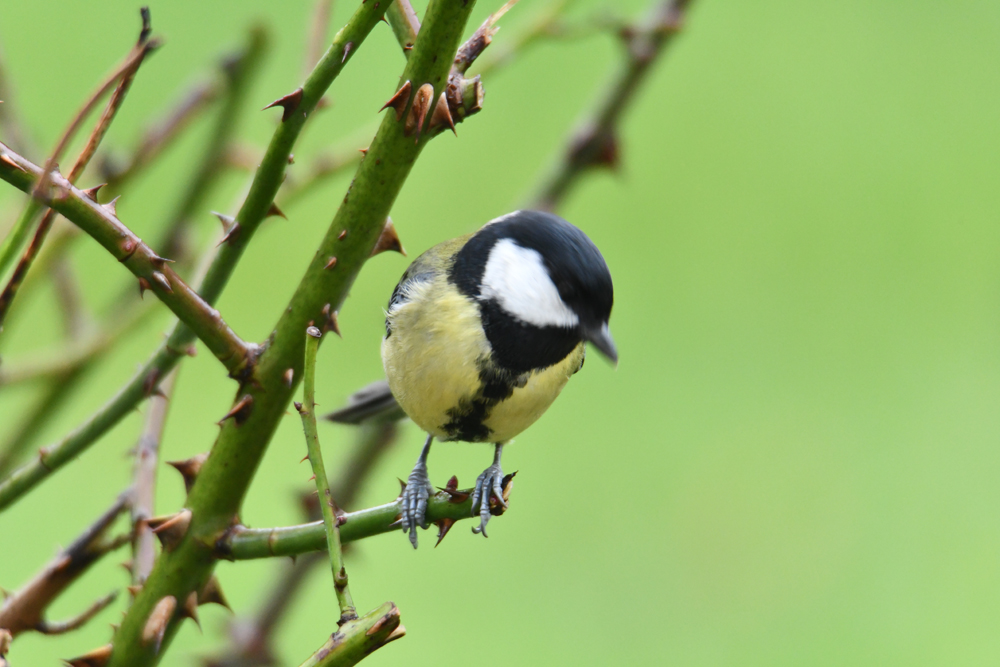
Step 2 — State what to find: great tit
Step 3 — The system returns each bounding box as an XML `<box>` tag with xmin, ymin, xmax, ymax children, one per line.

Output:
<box><xmin>382</xmin><ymin>209</ymin><xmax>617</xmax><ymax>547</ymax></box>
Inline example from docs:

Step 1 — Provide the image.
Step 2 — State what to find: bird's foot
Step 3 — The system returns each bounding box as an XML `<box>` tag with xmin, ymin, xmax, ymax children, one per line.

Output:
<box><xmin>471</xmin><ymin>460</ymin><xmax>507</xmax><ymax>538</ymax></box>
<box><xmin>400</xmin><ymin>461</ymin><xmax>434</xmax><ymax>549</ymax></box>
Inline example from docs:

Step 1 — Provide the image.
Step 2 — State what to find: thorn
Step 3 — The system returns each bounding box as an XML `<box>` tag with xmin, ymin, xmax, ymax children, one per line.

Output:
<box><xmin>358</xmin><ymin>147</ymin><xmax>368</xmax><ymax>155</ymax></box>
<box><xmin>379</xmin><ymin>80</ymin><xmax>411</xmax><ymax>121</ymax></box>
<box><xmin>150</xmin><ymin>254</ymin><xmax>175</xmax><ymax>267</ymax></box>
<box><xmin>429</xmin><ymin>92</ymin><xmax>456</xmax><ymax>135</ymax></box>
<box><xmin>266</xmin><ymin>202</ymin><xmax>286</xmax><ymax>219</ymax></box>
<box><xmin>142</xmin><ymin>595</ymin><xmax>176</xmax><ymax>653</ymax></box>
<box><xmin>119</xmin><ymin>559</ymin><xmax>133</xmax><ymax>574</ymax></box>
<box><xmin>82</xmin><ymin>183</ymin><xmax>106</xmax><ymax>201</ymax></box>
<box><xmin>490</xmin><ymin>471</ymin><xmax>518</xmax><ymax>516</ymax></box>
<box><xmin>181</xmin><ymin>591</ymin><xmax>200</xmax><ymax>630</ymax></box>
<box><xmin>326</xmin><ymin>310</ymin><xmax>341</xmax><ymax>337</ymax></box>
<box><xmin>147</xmin><ymin>508</ymin><xmax>192</xmax><ymax>550</ymax></box>
<box><xmin>283</xmin><ymin>368</ymin><xmax>294</xmax><ymax>387</ymax></box>
<box><xmin>405</xmin><ymin>83</ymin><xmax>435</xmax><ymax>138</ymax></box>
<box><xmin>262</xmin><ymin>87</ymin><xmax>304</xmax><ymax>122</ymax></box>
<box><xmin>218</xmin><ymin>394</ymin><xmax>254</xmax><ymax>426</ymax></box>
<box><xmin>300</xmin><ymin>454</ymin><xmax>309</xmax><ymax>463</ymax></box>
<box><xmin>212</xmin><ymin>211</ymin><xmax>235</xmax><ymax>231</ymax></box>
<box><xmin>288</xmin><ymin>154</ymin><xmax>295</xmax><ymax>164</ymax></box>
<box><xmin>397</xmin><ymin>478</ymin><xmax>407</xmax><ymax>499</ymax></box>
<box><xmin>434</xmin><ymin>517</ymin><xmax>457</xmax><ymax>547</ymax></box>
<box><xmin>103</xmin><ymin>196</ymin><xmax>121</xmax><ymax>217</ymax></box>
<box><xmin>438</xmin><ymin>475</ymin><xmax>470</xmax><ymax>503</ymax></box>
<box><xmin>109</xmin><ymin>623</ymin><xmax>119</xmax><ymax>633</ymax></box>
<box><xmin>370</xmin><ymin>217</ymin><xmax>405</xmax><ymax>256</ymax></box>
<box><xmin>138</xmin><ymin>277</ymin><xmax>151</xmax><ymax>298</ymax></box>
<box><xmin>324</xmin><ymin>256</ymin><xmax>338</xmax><ymax>270</ymax></box>
<box><xmin>0</xmin><ymin>153</ymin><xmax>26</xmax><ymax>172</ymax></box>
<box><xmin>198</xmin><ymin>576</ymin><xmax>231</xmax><ymax>611</ymax></box>
<box><xmin>308</xmin><ymin>474</ymin><xmax>316</xmax><ymax>481</ymax></box>
<box><xmin>341</xmin><ymin>41</ymin><xmax>353</xmax><ymax>63</ymax></box>
<box><xmin>127</xmin><ymin>585</ymin><xmax>142</xmax><ymax>598</ymax></box>
<box><xmin>337</xmin><ymin>229</ymin><xmax>347</xmax><ymax>241</ymax></box>
<box><xmin>166</xmin><ymin>453</ymin><xmax>208</xmax><ymax>493</ymax></box>
<box><xmin>217</xmin><ymin>221</ymin><xmax>241</xmax><ymax>246</ymax></box>
<box><xmin>150</xmin><ymin>271</ymin><xmax>172</xmax><ymax>293</ymax></box>
<box><xmin>64</xmin><ymin>644</ymin><xmax>113</xmax><ymax>667</ymax></box>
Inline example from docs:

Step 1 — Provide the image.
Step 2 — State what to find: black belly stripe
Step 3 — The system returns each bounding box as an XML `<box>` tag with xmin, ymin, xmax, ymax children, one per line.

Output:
<box><xmin>442</xmin><ymin>361</ymin><xmax>523</xmax><ymax>442</ymax></box>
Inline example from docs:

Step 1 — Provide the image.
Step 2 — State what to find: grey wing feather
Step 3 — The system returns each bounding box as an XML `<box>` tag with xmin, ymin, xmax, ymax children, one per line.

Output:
<box><xmin>322</xmin><ymin>380</ymin><xmax>405</xmax><ymax>425</ymax></box>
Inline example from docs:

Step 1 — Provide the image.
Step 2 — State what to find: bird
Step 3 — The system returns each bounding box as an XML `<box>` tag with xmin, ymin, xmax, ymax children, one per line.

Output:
<box><xmin>341</xmin><ymin>209</ymin><xmax>617</xmax><ymax>548</ymax></box>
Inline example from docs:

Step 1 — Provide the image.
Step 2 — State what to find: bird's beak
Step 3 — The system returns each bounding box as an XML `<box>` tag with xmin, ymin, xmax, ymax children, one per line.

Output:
<box><xmin>582</xmin><ymin>322</ymin><xmax>618</xmax><ymax>365</ymax></box>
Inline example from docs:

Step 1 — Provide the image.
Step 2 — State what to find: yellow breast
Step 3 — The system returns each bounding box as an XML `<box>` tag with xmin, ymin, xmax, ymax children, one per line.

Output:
<box><xmin>382</xmin><ymin>276</ymin><xmax>583</xmax><ymax>443</ymax></box>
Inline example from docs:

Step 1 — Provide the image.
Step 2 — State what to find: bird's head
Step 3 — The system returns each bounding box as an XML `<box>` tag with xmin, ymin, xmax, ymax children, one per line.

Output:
<box><xmin>450</xmin><ymin>210</ymin><xmax>617</xmax><ymax>372</ymax></box>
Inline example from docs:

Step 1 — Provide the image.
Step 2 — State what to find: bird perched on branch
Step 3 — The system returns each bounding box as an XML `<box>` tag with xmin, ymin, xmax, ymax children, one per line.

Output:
<box><xmin>333</xmin><ymin>210</ymin><xmax>617</xmax><ymax>548</ymax></box>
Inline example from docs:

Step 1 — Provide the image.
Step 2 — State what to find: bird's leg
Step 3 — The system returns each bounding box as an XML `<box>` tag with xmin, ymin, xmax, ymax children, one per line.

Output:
<box><xmin>400</xmin><ymin>434</ymin><xmax>434</xmax><ymax>549</ymax></box>
<box><xmin>471</xmin><ymin>443</ymin><xmax>506</xmax><ymax>537</ymax></box>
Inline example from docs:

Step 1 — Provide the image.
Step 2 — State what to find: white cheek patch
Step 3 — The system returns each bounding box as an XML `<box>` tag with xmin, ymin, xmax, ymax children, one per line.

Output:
<box><xmin>479</xmin><ymin>238</ymin><xmax>579</xmax><ymax>328</ymax></box>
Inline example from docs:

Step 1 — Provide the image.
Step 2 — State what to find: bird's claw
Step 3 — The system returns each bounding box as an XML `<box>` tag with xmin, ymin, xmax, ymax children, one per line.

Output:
<box><xmin>471</xmin><ymin>461</ymin><xmax>506</xmax><ymax>537</ymax></box>
<box><xmin>400</xmin><ymin>462</ymin><xmax>433</xmax><ymax>548</ymax></box>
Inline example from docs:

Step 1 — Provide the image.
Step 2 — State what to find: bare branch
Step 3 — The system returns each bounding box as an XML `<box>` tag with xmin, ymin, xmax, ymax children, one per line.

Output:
<box><xmin>0</xmin><ymin>492</ymin><xmax>129</xmax><ymax>638</ymax></box>
<box><xmin>131</xmin><ymin>369</ymin><xmax>178</xmax><ymax>584</ymax></box>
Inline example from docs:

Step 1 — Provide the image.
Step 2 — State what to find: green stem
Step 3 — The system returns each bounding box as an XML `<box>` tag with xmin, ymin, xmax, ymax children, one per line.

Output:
<box><xmin>223</xmin><ymin>490</ymin><xmax>476</xmax><ymax>560</ymax></box>
<box><xmin>106</xmin><ymin>3</ymin><xmax>477</xmax><ymax>664</ymax></box>
<box><xmin>299</xmin><ymin>326</ymin><xmax>356</xmax><ymax>623</ymax></box>
<box><xmin>297</xmin><ymin>601</ymin><xmax>405</xmax><ymax>667</ymax></box>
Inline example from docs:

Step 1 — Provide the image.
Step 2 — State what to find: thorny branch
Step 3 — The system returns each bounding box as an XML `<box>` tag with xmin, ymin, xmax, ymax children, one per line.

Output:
<box><xmin>0</xmin><ymin>145</ymin><xmax>258</xmax><ymax>376</ymax></box>
<box><xmin>0</xmin><ymin>8</ymin><xmax>158</xmax><ymax>330</ymax></box>
<box><xmin>220</xmin><ymin>476</ymin><xmax>514</xmax><ymax>560</ymax></box>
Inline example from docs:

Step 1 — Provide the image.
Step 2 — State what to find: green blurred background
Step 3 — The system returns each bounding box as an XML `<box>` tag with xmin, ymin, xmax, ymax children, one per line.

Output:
<box><xmin>3</xmin><ymin>0</ymin><xmax>1000</xmax><ymax>664</ymax></box>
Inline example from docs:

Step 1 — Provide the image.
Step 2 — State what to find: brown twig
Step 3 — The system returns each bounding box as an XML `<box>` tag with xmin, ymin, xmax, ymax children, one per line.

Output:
<box><xmin>131</xmin><ymin>369</ymin><xmax>178</xmax><ymax>584</ymax></box>
<box><xmin>33</xmin><ymin>9</ymin><xmax>160</xmax><ymax>199</ymax></box>
<box><xmin>533</xmin><ymin>0</ymin><xmax>693</xmax><ymax>210</ymax></box>
<box><xmin>0</xmin><ymin>492</ymin><xmax>129</xmax><ymax>638</ymax></box>
<box><xmin>0</xmin><ymin>9</ymin><xmax>158</xmax><ymax>330</ymax></box>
